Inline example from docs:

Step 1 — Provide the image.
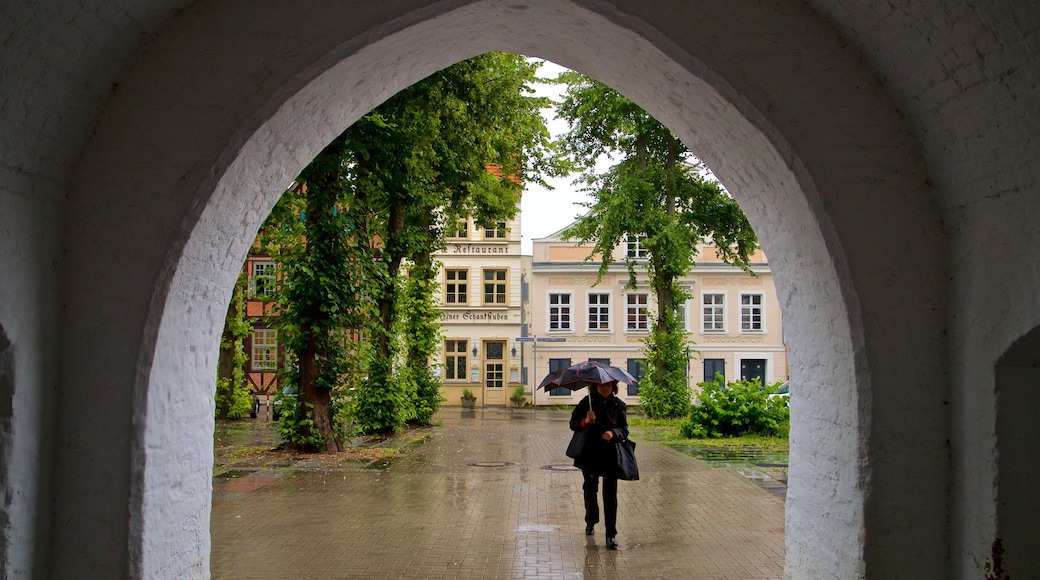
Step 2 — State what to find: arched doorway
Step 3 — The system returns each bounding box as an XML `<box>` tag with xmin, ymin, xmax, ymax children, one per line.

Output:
<box><xmin>56</xmin><ymin>2</ymin><xmax>945</xmax><ymax>577</ymax></box>
<box><xmin>994</xmin><ymin>326</ymin><xmax>1040</xmax><ymax>577</ymax></box>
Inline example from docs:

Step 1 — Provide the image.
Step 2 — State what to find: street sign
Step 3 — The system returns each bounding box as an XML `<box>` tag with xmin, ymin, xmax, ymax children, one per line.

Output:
<box><xmin>514</xmin><ymin>337</ymin><xmax>535</xmax><ymax>342</ymax></box>
<box><xmin>536</xmin><ymin>337</ymin><xmax>566</xmax><ymax>342</ymax></box>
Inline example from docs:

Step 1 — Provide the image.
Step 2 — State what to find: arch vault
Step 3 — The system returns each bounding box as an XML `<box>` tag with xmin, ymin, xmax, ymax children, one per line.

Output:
<box><xmin>2</xmin><ymin>1</ymin><xmax>1038</xmax><ymax>578</ymax></box>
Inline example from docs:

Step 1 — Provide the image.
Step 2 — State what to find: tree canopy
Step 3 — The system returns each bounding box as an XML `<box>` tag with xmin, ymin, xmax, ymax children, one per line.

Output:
<box><xmin>260</xmin><ymin>53</ymin><xmax>560</xmax><ymax>447</ymax></box>
<box><xmin>554</xmin><ymin>71</ymin><xmax>758</xmax><ymax>418</ymax></box>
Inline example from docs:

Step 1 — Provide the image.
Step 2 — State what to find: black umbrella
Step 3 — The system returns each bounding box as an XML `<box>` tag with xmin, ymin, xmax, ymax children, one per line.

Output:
<box><xmin>538</xmin><ymin>360</ymin><xmax>638</xmax><ymax>392</ymax></box>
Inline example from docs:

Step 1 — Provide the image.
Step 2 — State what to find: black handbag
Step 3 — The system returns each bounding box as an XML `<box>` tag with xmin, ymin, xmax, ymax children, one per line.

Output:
<box><xmin>565</xmin><ymin>430</ymin><xmax>587</xmax><ymax>459</ymax></box>
<box><xmin>616</xmin><ymin>438</ymin><xmax>639</xmax><ymax>480</ymax></box>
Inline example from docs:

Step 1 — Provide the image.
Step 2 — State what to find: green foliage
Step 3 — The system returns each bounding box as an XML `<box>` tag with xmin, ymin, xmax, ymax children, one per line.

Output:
<box><xmin>680</xmin><ymin>375</ymin><xmax>790</xmax><ymax>438</ymax></box>
<box><xmin>511</xmin><ymin>385</ymin><xmax>526</xmax><ymax>400</ymax></box>
<box><xmin>215</xmin><ymin>271</ymin><xmax>253</xmax><ymax>419</ymax></box>
<box><xmin>552</xmin><ymin>72</ymin><xmax>759</xmax><ymax>423</ymax></box>
<box><xmin>399</xmin><ymin>262</ymin><xmax>445</xmax><ymax>426</ymax></box>
<box><xmin>335</xmin><ymin>53</ymin><xmax>557</xmax><ymax>433</ymax></box>
<box><xmin>640</xmin><ymin>303</ymin><xmax>691</xmax><ymax>418</ymax></box>
<box><xmin>349</xmin><ymin>355</ymin><xmax>414</xmax><ymax>435</ymax></box>
<box><xmin>248</xmin><ymin>54</ymin><xmax>557</xmax><ymax>440</ymax></box>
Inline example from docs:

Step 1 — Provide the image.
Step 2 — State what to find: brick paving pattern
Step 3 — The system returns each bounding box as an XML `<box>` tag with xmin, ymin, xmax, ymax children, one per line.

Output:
<box><xmin>211</xmin><ymin>409</ymin><xmax>784</xmax><ymax>579</ymax></box>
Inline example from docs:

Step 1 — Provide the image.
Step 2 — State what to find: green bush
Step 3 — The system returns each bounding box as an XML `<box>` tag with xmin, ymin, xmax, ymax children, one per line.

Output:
<box><xmin>680</xmin><ymin>375</ymin><xmax>789</xmax><ymax>438</ymax></box>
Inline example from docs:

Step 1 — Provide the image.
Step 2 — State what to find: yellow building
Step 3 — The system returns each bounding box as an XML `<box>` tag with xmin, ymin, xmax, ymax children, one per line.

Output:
<box><xmin>524</xmin><ymin>227</ymin><xmax>788</xmax><ymax>406</ymax></box>
<box><xmin>433</xmin><ymin>216</ymin><xmax>525</xmax><ymax>407</ymax></box>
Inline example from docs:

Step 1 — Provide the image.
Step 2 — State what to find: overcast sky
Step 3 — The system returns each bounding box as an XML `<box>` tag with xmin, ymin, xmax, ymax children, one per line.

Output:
<box><xmin>519</xmin><ymin>60</ymin><xmax>592</xmax><ymax>255</ymax></box>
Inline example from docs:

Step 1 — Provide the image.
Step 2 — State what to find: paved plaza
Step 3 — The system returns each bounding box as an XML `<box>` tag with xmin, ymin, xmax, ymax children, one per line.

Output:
<box><xmin>210</xmin><ymin>409</ymin><xmax>785</xmax><ymax>579</ymax></box>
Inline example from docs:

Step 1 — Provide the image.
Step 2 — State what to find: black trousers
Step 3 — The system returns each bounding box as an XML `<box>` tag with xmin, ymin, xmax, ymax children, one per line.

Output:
<box><xmin>582</xmin><ymin>469</ymin><xmax>618</xmax><ymax>537</ymax></box>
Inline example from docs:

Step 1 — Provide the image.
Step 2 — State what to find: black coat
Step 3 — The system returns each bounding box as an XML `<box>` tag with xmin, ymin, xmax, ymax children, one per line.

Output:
<box><xmin>569</xmin><ymin>393</ymin><xmax>629</xmax><ymax>476</ymax></box>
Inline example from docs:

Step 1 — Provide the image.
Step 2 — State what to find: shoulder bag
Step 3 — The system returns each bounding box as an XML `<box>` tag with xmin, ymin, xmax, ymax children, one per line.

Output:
<box><xmin>616</xmin><ymin>437</ymin><xmax>639</xmax><ymax>480</ymax></box>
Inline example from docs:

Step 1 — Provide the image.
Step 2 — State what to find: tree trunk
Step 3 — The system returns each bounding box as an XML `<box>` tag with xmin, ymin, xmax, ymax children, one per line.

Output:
<box><xmin>293</xmin><ymin>173</ymin><xmax>344</xmax><ymax>452</ymax></box>
<box><xmin>296</xmin><ymin>329</ymin><xmax>342</xmax><ymax>451</ymax></box>
<box><xmin>651</xmin><ymin>137</ymin><xmax>681</xmax><ymax>381</ymax></box>
<box><xmin>215</xmin><ymin>298</ymin><xmax>237</xmax><ymax>419</ymax></box>
<box><xmin>376</xmin><ymin>197</ymin><xmax>406</xmax><ymax>361</ymax></box>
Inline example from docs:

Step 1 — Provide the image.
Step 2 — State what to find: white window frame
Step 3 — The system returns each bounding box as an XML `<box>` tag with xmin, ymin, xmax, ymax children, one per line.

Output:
<box><xmin>740</xmin><ymin>292</ymin><xmax>765</xmax><ymax>333</ymax></box>
<box><xmin>251</xmin><ymin>328</ymin><xmax>278</xmax><ymax>370</ymax></box>
<box><xmin>677</xmin><ymin>300</ymin><xmax>689</xmax><ymax>332</ymax></box>
<box><xmin>587</xmin><ymin>292</ymin><xmax>612</xmax><ymax>331</ymax></box>
<box><xmin>250</xmin><ymin>261</ymin><xmax>277</xmax><ymax>298</ymax></box>
<box><xmin>702</xmin><ymin>292</ymin><xmax>727</xmax><ymax>333</ymax></box>
<box><xmin>625</xmin><ymin>292</ymin><xmax>650</xmax><ymax>332</ymax></box>
<box><xmin>547</xmin><ymin>292</ymin><xmax>573</xmax><ymax>332</ymax></box>
<box><xmin>625</xmin><ymin>233</ymin><xmax>648</xmax><ymax>259</ymax></box>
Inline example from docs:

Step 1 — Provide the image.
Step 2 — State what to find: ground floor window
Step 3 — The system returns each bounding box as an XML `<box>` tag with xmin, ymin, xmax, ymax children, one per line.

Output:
<box><xmin>626</xmin><ymin>358</ymin><xmax>646</xmax><ymax>396</ymax></box>
<box><xmin>703</xmin><ymin>358</ymin><xmax>725</xmax><ymax>383</ymax></box>
<box><xmin>444</xmin><ymin>339</ymin><xmax>468</xmax><ymax>380</ymax></box>
<box><xmin>548</xmin><ymin>357</ymin><xmax>572</xmax><ymax>396</ymax></box>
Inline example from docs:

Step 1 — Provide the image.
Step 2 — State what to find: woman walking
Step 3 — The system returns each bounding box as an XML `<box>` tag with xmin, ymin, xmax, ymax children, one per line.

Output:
<box><xmin>569</xmin><ymin>380</ymin><xmax>629</xmax><ymax>549</ymax></box>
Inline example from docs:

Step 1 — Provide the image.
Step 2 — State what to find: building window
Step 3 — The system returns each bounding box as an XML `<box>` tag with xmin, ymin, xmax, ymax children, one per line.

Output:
<box><xmin>485</xmin><ymin>342</ymin><xmax>505</xmax><ymax>388</ymax></box>
<box><xmin>548</xmin><ymin>293</ymin><xmax>572</xmax><ymax>331</ymax></box>
<box><xmin>626</xmin><ymin>358</ymin><xmax>646</xmax><ymax>396</ymax></box>
<box><xmin>703</xmin><ymin>358</ymin><xmax>726</xmax><ymax>383</ymax></box>
<box><xmin>484</xmin><ymin>221</ymin><xmax>508</xmax><ymax>240</ymax></box>
<box><xmin>250</xmin><ymin>261</ymin><xmax>277</xmax><ymax>298</ymax></box>
<box><xmin>251</xmin><ymin>329</ymin><xmax>278</xmax><ymax>370</ymax></box>
<box><xmin>444</xmin><ymin>339</ymin><xmax>467</xmax><ymax>380</ymax></box>
<box><xmin>626</xmin><ymin>293</ymin><xmax>649</xmax><ymax>331</ymax></box>
<box><xmin>703</xmin><ymin>293</ymin><xmax>725</xmax><ymax>332</ymax></box>
<box><xmin>677</xmin><ymin>301</ymin><xmax>688</xmax><ymax>331</ymax></box>
<box><xmin>625</xmin><ymin>234</ymin><xmax>648</xmax><ymax>259</ymax></box>
<box><xmin>548</xmin><ymin>358</ymin><xmax>572</xmax><ymax>396</ymax></box>
<box><xmin>588</xmin><ymin>293</ymin><xmax>610</xmax><ymax>330</ymax></box>
<box><xmin>447</xmin><ymin>219</ymin><xmax>469</xmax><ymax>239</ymax></box>
<box><xmin>483</xmin><ymin>269</ymin><xmax>507</xmax><ymax>305</ymax></box>
<box><xmin>740</xmin><ymin>293</ymin><xmax>764</xmax><ymax>332</ymax></box>
<box><xmin>444</xmin><ymin>269</ymin><xmax>468</xmax><ymax>304</ymax></box>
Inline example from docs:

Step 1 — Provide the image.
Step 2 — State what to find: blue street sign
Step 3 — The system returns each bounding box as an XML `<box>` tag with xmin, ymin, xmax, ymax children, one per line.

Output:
<box><xmin>536</xmin><ymin>337</ymin><xmax>566</xmax><ymax>342</ymax></box>
<box><xmin>514</xmin><ymin>337</ymin><xmax>535</xmax><ymax>342</ymax></box>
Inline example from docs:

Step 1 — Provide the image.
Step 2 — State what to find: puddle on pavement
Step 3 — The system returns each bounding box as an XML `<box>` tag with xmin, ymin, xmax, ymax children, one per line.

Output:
<box><xmin>673</xmin><ymin>445</ymin><xmax>789</xmax><ymax>500</ymax></box>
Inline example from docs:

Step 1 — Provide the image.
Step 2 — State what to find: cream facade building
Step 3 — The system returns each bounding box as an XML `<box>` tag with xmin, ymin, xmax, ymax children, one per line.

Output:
<box><xmin>525</xmin><ymin>228</ymin><xmax>788</xmax><ymax>406</ymax></box>
<box><xmin>433</xmin><ymin>216</ymin><xmax>524</xmax><ymax>407</ymax></box>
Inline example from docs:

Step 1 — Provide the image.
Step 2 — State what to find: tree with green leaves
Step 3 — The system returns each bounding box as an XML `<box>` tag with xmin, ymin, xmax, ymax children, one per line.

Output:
<box><xmin>259</xmin><ymin>53</ymin><xmax>560</xmax><ymax>445</ymax></box>
<box><xmin>215</xmin><ymin>271</ymin><xmax>254</xmax><ymax>420</ymax></box>
<box><xmin>554</xmin><ymin>72</ymin><xmax>758</xmax><ymax>418</ymax></box>
<box><xmin>335</xmin><ymin>53</ymin><xmax>560</xmax><ymax>434</ymax></box>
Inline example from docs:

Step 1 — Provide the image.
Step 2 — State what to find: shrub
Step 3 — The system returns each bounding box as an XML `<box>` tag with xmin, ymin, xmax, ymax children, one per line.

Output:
<box><xmin>680</xmin><ymin>375</ymin><xmax>789</xmax><ymax>438</ymax></box>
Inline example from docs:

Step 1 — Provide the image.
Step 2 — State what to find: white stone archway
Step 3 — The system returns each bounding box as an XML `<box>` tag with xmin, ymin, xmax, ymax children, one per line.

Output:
<box><xmin>45</xmin><ymin>1</ymin><xmax>949</xmax><ymax>577</ymax></box>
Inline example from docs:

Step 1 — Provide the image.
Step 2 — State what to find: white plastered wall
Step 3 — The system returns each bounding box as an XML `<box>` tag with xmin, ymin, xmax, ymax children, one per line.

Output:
<box><xmin>54</xmin><ymin>1</ymin><xmax>944</xmax><ymax>577</ymax></box>
<box><xmin>8</xmin><ymin>0</ymin><xmax>1040</xmax><ymax>578</ymax></box>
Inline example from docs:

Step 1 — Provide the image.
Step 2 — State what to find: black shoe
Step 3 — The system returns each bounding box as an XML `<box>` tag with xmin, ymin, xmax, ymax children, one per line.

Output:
<box><xmin>606</xmin><ymin>537</ymin><xmax>618</xmax><ymax>549</ymax></box>
<box><xmin>585</xmin><ymin>525</ymin><xmax>595</xmax><ymax>535</ymax></box>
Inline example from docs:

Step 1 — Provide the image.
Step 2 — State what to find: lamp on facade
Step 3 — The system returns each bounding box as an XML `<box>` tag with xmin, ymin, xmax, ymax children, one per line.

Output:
<box><xmin>472</xmin><ymin>346</ymin><xmax>478</xmax><ymax>357</ymax></box>
<box><xmin>511</xmin><ymin>346</ymin><xmax>517</xmax><ymax>357</ymax></box>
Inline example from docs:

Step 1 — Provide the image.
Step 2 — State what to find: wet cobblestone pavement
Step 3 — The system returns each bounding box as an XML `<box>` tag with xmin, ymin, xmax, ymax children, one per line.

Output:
<box><xmin>210</xmin><ymin>408</ymin><xmax>784</xmax><ymax>579</ymax></box>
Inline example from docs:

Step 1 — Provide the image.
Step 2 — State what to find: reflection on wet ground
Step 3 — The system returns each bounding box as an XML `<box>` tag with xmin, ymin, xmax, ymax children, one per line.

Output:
<box><xmin>211</xmin><ymin>408</ymin><xmax>784</xmax><ymax>579</ymax></box>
